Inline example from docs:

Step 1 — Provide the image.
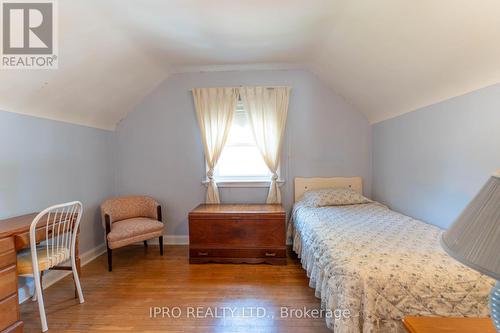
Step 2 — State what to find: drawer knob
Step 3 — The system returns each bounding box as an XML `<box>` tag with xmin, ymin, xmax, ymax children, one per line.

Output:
<box><xmin>198</xmin><ymin>252</ymin><xmax>208</xmax><ymax>256</ymax></box>
<box><xmin>265</xmin><ymin>252</ymin><xmax>276</xmax><ymax>257</ymax></box>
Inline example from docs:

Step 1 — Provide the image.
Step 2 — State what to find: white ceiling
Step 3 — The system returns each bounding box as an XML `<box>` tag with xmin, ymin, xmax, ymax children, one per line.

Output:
<box><xmin>1</xmin><ymin>0</ymin><xmax>500</xmax><ymax>130</ymax></box>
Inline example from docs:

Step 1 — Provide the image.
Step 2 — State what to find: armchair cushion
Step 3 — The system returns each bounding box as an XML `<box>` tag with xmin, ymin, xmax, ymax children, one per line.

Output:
<box><xmin>107</xmin><ymin>217</ymin><xmax>163</xmax><ymax>250</ymax></box>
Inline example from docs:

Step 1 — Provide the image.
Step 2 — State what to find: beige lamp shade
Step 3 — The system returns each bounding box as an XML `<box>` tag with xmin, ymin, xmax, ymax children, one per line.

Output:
<box><xmin>441</xmin><ymin>171</ymin><xmax>500</xmax><ymax>280</ymax></box>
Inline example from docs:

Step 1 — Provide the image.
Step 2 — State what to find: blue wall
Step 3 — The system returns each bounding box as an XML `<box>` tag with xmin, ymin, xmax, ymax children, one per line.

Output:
<box><xmin>0</xmin><ymin>111</ymin><xmax>114</xmax><ymax>252</ymax></box>
<box><xmin>3</xmin><ymin>72</ymin><xmax>499</xmax><ymax>243</ymax></box>
<box><xmin>0</xmin><ymin>70</ymin><xmax>372</xmax><ymax>244</ymax></box>
<box><xmin>114</xmin><ymin>70</ymin><xmax>372</xmax><ymax>237</ymax></box>
<box><xmin>372</xmin><ymin>84</ymin><xmax>500</xmax><ymax>229</ymax></box>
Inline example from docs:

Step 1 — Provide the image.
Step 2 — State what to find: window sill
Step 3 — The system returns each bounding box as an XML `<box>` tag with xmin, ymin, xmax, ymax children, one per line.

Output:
<box><xmin>202</xmin><ymin>179</ymin><xmax>285</xmax><ymax>188</ymax></box>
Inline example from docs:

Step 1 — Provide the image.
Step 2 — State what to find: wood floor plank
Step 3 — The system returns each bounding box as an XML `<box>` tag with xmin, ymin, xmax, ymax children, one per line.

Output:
<box><xmin>20</xmin><ymin>245</ymin><xmax>330</xmax><ymax>332</ymax></box>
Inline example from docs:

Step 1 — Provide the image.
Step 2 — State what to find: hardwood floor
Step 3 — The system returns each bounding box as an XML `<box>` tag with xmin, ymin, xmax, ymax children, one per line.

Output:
<box><xmin>20</xmin><ymin>245</ymin><xmax>330</xmax><ymax>332</ymax></box>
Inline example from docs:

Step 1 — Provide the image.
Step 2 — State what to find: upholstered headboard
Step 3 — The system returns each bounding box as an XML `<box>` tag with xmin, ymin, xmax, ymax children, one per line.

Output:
<box><xmin>294</xmin><ymin>177</ymin><xmax>363</xmax><ymax>202</ymax></box>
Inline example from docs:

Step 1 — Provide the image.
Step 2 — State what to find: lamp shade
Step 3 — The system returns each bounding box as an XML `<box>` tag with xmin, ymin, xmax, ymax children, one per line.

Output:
<box><xmin>441</xmin><ymin>171</ymin><xmax>500</xmax><ymax>281</ymax></box>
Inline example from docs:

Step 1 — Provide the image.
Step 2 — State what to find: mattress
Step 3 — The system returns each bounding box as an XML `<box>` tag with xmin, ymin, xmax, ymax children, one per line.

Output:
<box><xmin>290</xmin><ymin>201</ymin><xmax>495</xmax><ymax>333</ymax></box>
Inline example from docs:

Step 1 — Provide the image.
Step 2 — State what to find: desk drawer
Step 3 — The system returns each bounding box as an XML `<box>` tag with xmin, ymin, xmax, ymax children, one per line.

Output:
<box><xmin>0</xmin><ymin>251</ymin><xmax>15</xmax><ymax>271</ymax></box>
<box><xmin>1</xmin><ymin>321</ymin><xmax>23</xmax><ymax>333</ymax></box>
<box><xmin>0</xmin><ymin>266</ymin><xmax>17</xmax><ymax>301</ymax></box>
<box><xmin>0</xmin><ymin>294</ymin><xmax>18</xmax><ymax>330</ymax></box>
<box><xmin>0</xmin><ymin>238</ymin><xmax>15</xmax><ymax>270</ymax></box>
<box><xmin>0</xmin><ymin>238</ymin><xmax>14</xmax><ymax>255</ymax></box>
<box><xmin>15</xmin><ymin>227</ymin><xmax>53</xmax><ymax>250</ymax></box>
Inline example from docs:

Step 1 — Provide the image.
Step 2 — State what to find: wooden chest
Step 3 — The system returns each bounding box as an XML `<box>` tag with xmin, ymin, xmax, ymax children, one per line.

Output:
<box><xmin>188</xmin><ymin>204</ymin><xmax>286</xmax><ymax>265</ymax></box>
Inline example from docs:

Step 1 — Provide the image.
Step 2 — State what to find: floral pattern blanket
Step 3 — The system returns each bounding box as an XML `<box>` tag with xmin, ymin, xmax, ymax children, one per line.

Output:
<box><xmin>290</xmin><ymin>201</ymin><xmax>494</xmax><ymax>333</ymax></box>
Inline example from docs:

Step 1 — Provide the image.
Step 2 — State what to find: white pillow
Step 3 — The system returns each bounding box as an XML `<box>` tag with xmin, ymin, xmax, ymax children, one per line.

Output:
<box><xmin>302</xmin><ymin>188</ymin><xmax>371</xmax><ymax>207</ymax></box>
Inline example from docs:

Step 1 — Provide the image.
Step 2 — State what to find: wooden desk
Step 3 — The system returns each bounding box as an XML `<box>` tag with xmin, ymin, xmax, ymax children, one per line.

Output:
<box><xmin>0</xmin><ymin>213</ymin><xmax>81</xmax><ymax>333</ymax></box>
<box><xmin>403</xmin><ymin>316</ymin><xmax>496</xmax><ymax>333</ymax></box>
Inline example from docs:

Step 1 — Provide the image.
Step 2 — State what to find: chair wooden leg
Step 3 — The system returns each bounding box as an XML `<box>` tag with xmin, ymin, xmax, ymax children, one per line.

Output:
<box><xmin>107</xmin><ymin>247</ymin><xmax>112</xmax><ymax>272</ymax></box>
<box><xmin>159</xmin><ymin>236</ymin><xmax>163</xmax><ymax>256</ymax></box>
<box><xmin>143</xmin><ymin>240</ymin><xmax>148</xmax><ymax>247</ymax></box>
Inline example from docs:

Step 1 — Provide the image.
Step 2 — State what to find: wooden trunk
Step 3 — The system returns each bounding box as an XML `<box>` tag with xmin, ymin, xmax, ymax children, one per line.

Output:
<box><xmin>188</xmin><ymin>204</ymin><xmax>286</xmax><ymax>265</ymax></box>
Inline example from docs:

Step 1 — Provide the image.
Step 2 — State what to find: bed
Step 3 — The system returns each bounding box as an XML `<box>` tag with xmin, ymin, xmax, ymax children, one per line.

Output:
<box><xmin>289</xmin><ymin>177</ymin><xmax>495</xmax><ymax>333</ymax></box>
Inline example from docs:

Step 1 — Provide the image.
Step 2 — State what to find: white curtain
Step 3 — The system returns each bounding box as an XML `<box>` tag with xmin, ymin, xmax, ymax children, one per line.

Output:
<box><xmin>240</xmin><ymin>87</ymin><xmax>290</xmax><ymax>204</ymax></box>
<box><xmin>193</xmin><ymin>87</ymin><xmax>239</xmax><ymax>203</ymax></box>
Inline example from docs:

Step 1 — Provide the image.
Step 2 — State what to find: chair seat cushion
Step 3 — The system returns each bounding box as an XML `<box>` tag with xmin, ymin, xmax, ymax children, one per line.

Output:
<box><xmin>107</xmin><ymin>217</ymin><xmax>163</xmax><ymax>249</ymax></box>
<box><xmin>17</xmin><ymin>246</ymin><xmax>70</xmax><ymax>275</ymax></box>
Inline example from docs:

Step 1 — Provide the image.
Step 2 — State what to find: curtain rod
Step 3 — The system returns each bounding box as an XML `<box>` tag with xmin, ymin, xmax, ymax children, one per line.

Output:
<box><xmin>189</xmin><ymin>86</ymin><xmax>292</xmax><ymax>91</ymax></box>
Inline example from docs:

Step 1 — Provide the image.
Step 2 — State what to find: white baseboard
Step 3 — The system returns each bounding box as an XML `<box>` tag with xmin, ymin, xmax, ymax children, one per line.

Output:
<box><xmin>166</xmin><ymin>235</ymin><xmax>189</xmax><ymax>245</ymax></box>
<box><xmin>143</xmin><ymin>235</ymin><xmax>189</xmax><ymax>245</ymax></box>
<box><xmin>18</xmin><ymin>243</ymin><xmax>107</xmax><ymax>303</ymax></box>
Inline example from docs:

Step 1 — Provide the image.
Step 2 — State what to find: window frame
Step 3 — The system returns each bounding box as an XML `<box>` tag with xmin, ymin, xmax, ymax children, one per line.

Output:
<box><xmin>202</xmin><ymin>101</ymin><xmax>285</xmax><ymax>188</ymax></box>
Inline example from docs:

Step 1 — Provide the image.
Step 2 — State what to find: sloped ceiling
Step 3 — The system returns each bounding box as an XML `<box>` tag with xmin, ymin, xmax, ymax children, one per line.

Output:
<box><xmin>1</xmin><ymin>0</ymin><xmax>500</xmax><ymax>129</ymax></box>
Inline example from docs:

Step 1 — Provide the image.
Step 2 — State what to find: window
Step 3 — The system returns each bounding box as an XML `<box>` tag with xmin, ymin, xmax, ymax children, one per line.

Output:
<box><xmin>212</xmin><ymin>101</ymin><xmax>275</xmax><ymax>183</ymax></box>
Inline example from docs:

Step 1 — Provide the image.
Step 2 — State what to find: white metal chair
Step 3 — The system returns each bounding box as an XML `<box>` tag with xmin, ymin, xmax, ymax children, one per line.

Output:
<box><xmin>17</xmin><ymin>201</ymin><xmax>85</xmax><ymax>332</ymax></box>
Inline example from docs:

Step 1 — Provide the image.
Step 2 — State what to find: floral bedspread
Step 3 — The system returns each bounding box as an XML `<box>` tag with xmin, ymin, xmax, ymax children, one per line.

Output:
<box><xmin>290</xmin><ymin>201</ymin><xmax>494</xmax><ymax>333</ymax></box>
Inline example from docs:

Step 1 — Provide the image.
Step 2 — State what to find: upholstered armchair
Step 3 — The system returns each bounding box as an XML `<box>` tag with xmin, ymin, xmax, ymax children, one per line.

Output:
<box><xmin>101</xmin><ymin>196</ymin><xmax>164</xmax><ymax>271</ymax></box>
